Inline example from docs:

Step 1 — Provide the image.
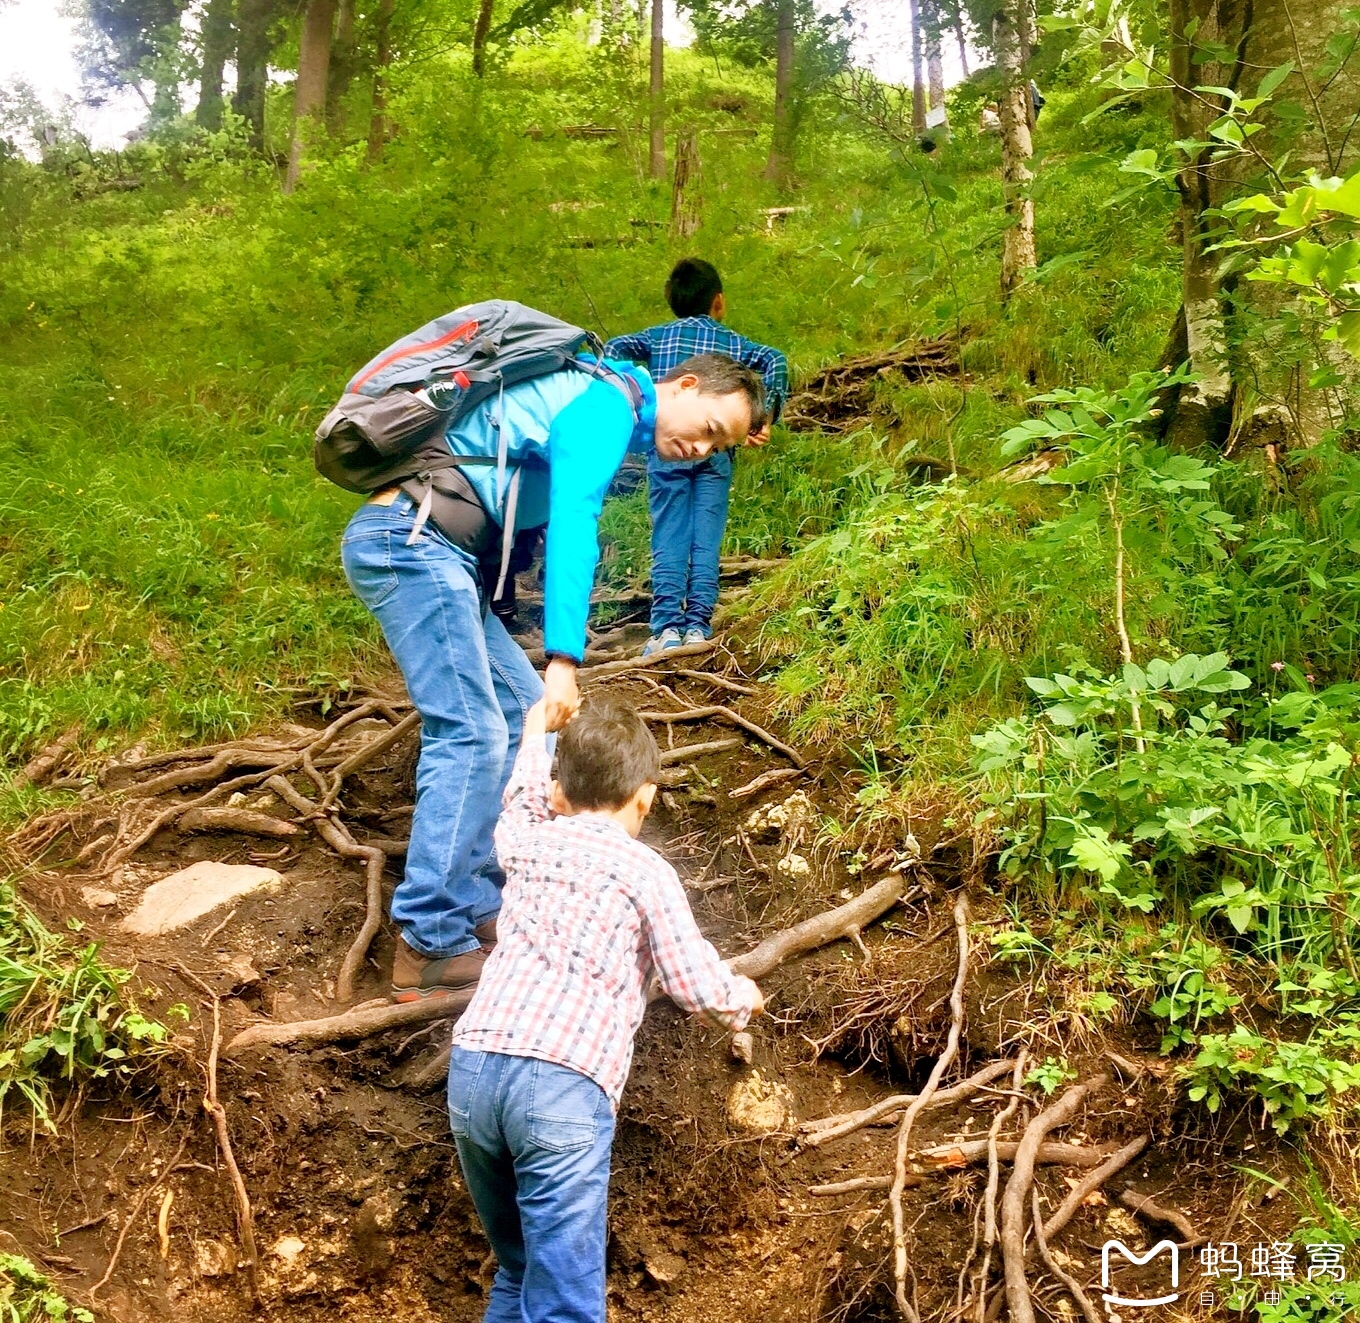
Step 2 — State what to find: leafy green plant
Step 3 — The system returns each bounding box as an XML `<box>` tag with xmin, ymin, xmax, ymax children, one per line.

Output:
<box><xmin>0</xmin><ymin>877</ymin><xmax>178</xmax><ymax>1129</ymax></box>
<box><xmin>1023</xmin><ymin>1057</ymin><xmax>1073</xmax><ymax>1095</ymax></box>
<box><xmin>0</xmin><ymin>1254</ymin><xmax>93</xmax><ymax>1322</ymax></box>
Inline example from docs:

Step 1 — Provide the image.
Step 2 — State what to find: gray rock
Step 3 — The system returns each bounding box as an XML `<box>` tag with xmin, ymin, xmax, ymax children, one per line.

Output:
<box><xmin>121</xmin><ymin>861</ymin><xmax>282</xmax><ymax>937</ymax></box>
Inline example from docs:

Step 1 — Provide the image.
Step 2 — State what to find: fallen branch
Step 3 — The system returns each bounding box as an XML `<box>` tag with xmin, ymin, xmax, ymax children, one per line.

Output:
<box><xmin>1118</xmin><ymin>1188</ymin><xmax>1199</xmax><ymax>1244</ymax></box>
<box><xmin>266</xmin><ymin>776</ymin><xmax>386</xmax><ymax>1002</ymax></box>
<box><xmin>1032</xmin><ymin>1186</ymin><xmax>1102</xmax><ymax>1323</ymax></box>
<box><xmin>1040</xmin><ymin>1135</ymin><xmax>1148</xmax><ymax>1243</ymax></box>
<box><xmin>728</xmin><ymin>874</ymin><xmax>918</xmax><ymax>981</ymax></box>
<box><xmin>640</xmin><ymin>705</ymin><xmax>805</xmax><ymax>768</ymax></box>
<box><xmin>578</xmin><ymin>639</ymin><xmax>714</xmax><ymax>680</ymax></box>
<box><xmin>999</xmin><ymin>1075</ymin><xmax>1109</xmax><ymax>1323</ymax></box>
<box><xmin>798</xmin><ymin>1059</ymin><xmax>1017</xmax><ymax>1147</ymax></box>
<box><xmin>178</xmin><ymin>807</ymin><xmax>301</xmax><ymax>839</ymax></box>
<box><xmin>729</xmin><ymin>767</ymin><xmax>803</xmax><ymax>800</ymax></box>
<box><xmin>657</xmin><ymin>737</ymin><xmax>741</xmax><ymax>767</ymax></box>
<box><xmin>224</xmin><ymin>992</ymin><xmax>473</xmax><ymax>1056</ymax></box>
<box><xmin>893</xmin><ymin>893</ymin><xmax>970</xmax><ymax>1323</ymax></box>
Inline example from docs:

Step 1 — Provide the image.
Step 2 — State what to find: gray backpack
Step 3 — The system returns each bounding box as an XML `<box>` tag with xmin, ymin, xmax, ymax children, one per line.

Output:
<box><xmin>314</xmin><ymin>299</ymin><xmax>641</xmax><ymax>597</ymax></box>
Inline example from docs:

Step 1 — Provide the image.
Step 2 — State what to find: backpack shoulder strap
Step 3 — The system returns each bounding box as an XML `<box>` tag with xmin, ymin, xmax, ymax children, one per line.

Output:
<box><xmin>572</xmin><ymin>355</ymin><xmax>645</xmax><ymax>419</ymax></box>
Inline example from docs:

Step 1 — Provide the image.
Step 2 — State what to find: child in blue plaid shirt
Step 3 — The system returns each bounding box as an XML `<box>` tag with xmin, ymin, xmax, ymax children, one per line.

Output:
<box><xmin>605</xmin><ymin>259</ymin><xmax>789</xmax><ymax>655</ymax></box>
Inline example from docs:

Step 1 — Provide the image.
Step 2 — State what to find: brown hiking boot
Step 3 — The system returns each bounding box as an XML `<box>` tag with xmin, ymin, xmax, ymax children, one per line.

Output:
<box><xmin>391</xmin><ymin>935</ymin><xmax>489</xmax><ymax>1003</ymax></box>
<box><xmin>473</xmin><ymin>917</ymin><xmax>498</xmax><ymax>949</ymax></box>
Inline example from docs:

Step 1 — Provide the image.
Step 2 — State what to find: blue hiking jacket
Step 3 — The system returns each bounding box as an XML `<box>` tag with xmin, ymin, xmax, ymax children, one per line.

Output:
<box><xmin>442</xmin><ymin>361</ymin><xmax>656</xmax><ymax>663</ymax></box>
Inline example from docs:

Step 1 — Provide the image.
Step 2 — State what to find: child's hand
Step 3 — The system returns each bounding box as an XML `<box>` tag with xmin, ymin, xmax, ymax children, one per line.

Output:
<box><xmin>744</xmin><ymin>424</ymin><xmax>771</xmax><ymax>448</ymax></box>
<box><xmin>523</xmin><ymin>699</ymin><xmax>549</xmax><ymax>743</ymax></box>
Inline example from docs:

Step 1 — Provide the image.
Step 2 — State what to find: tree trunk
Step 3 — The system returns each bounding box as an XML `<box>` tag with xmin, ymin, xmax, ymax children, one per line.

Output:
<box><xmin>648</xmin><ymin>0</ymin><xmax>665</xmax><ymax>177</ymax></box>
<box><xmin>234</xmin><ymin>0</ymin><xmax>274</xmax><ymax>151</ymax></box>
<box><xmin>196</xmin><ymin>0</ymin><xmax>235</xmax><ymax>131</ymax></box>
<box><xmin>472</xmin><ymin>0</ymin><xmax>496</xmax><ymax>76</ymax></box>
<box><xmin>953</xmin><ymin>2</ymin><xmax>970</xmax><ymax>77</ymax></box>
<box><xmin>1162</xmin><ymin>0</ymin><xmax>1240</xmax><ymax>449</ymax></box>
<box><xmin>285</xmin><ymin>0</ymin><xmax>337</xmax><ymax>192</ymax></box>
<box><xmin>764</xmin><ymin>0</ymin><xmax>795</xmax><ymax>185</ymax></box>
<box><xmin>994</xmin><ymin>6</ymin><xmax>1036</xmax><ymax>298</ymax></box>
<box><xmin>910</xmin><ymin>0</ymin><xmax>927</xmax><ymax>134</ymax></box>
<box><xmin>925</xmin><ymin>0</ymin><xmax>946</xmax><ymax>121</ymax></box>
<box><xmin>671</xmin><ymin>126</ymin><xmax>701</xmax><ymax>237</ymax></box>
<box><xmin>366</xmin><ymin>0</ymin><xmax>394</xmax><ymax>162</ymax></box>
<box><xmin>326</xmin><ymin>0</ymin><xmax>356</xmax><ymax>129</ymax></box>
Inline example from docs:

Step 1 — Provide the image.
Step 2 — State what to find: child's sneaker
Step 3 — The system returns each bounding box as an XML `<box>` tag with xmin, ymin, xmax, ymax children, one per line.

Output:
<box><xmin>641</xmin><ymin>627</ymin><xmax>682</xmax><ymax>657</ymax></box>
<box><xmin>682</xmin><ymin>628</ymin><xmax>709</xmax><ymax>647</ymax></box>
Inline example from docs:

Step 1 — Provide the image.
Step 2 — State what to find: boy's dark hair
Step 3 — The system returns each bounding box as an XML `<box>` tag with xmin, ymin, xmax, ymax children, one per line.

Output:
<box><xmin>665</xmin><ymin>258</ymin><xmax>723</xmax><ymax>318</ymax></box>
<box><xmin>554</xmin><ymin>694</ymin><xmax>660</xmax><ymax>810</ymax></box>
<box><xmin>660</xmin><ymin>353</ymin><xmax>767</xmax><ymax>431</ymax></box>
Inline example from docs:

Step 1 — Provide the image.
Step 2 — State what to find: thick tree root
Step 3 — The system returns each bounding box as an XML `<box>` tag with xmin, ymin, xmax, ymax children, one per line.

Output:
<box><xmin>999</xmin><ymin>1075</ymin><xmax>1109</xmax><ymax>1323</ymax></box>
<box><xmin>224</xmin><ymin>992</ymin><xmax>474</xmax><ymax>1056</ymax></box>
<box><xmin>640</xmin><ymin>704</ymin><xmax>805</xmax><ymax>767</ymax></box>
<box><xmin>798</xmin><ymin>1060</ymin><xmax>1017</xmax><ymax>1148</ymax></box>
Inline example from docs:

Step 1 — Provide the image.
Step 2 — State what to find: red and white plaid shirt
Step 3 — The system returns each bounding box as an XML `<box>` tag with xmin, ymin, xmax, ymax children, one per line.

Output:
<box><xmin>452</xmin><ymin>743</ymin><xmax>759</xmax><ymax>1109</ymax></box>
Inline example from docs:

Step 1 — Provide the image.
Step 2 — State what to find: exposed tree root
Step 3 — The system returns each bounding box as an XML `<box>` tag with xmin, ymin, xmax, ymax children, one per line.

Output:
<box><xmin>1040</xmin><ymin>1134</ymin><xmax>1148</xmax><ymax>1242</ymax></box>
<box><xmin>972</xmin><ymin>1054</ymin><xmax>1028</xmax><ymax>1323</ymax></box>
<box><xmin>178</xmin><ymin>807</ymin><xmax>301</xmax><ymax>838</ymax></box>
<box><xmin>892</xmin><ymin>893</ymin><xmax>971</xmax><ymax>1322</ymax></box>
<box><xmin>578</xmin><ymin>639</ymin><xmax>715</xmax><ymax>680</ymax></box>
<box><xmin>657</xmin><ymin>737</ymin><xmax>742</xmax><ymax>767</ymax></box>
<box><xmin>18</xmin><ymin>725</ymin><xmax>81</xmax><ymax>788</ymax></box>
<box><xmin>999</xmin><ymin>1075</ymin><xmax>1109</xmax><ymax>1323</ymax></box>
<box><xmin>318</xmin><ymin>709</ymin><xmax>421</xmax><ymax>811</ymax></box>
<box><xmin>1119</xmin><ymin>1188</ymin><xmax>1200</xmax><ymax>1244</ymax></box>
<box><xmin>797</xmin><ymin>1059</ymin><xmax>1018</xmax><ymax>1147</ymax></box>
<box><xmin>265</xmin><ymin>776</ymin><xmax>386</xmax><ymax>1002</ymax></box>
<box><xmin>729</xmin><ymin>767</ymin><xmax>804</xmax><ymax>799</ymax></box>
<box><xmin>1032</xmin><ymin>1186</ymin><xmax>1102</xmax><ymax>1323</ymax></box>
<box><xmin>88</xmin><ymin>1136</ymin><xmax>190</xmax><ymax>1302</ymax></box>
<box><xmin>640</xmin><ymin>704</ymin><xmax>806</xmax><ymax>767</ymax></box>
<box><xmin>224</xmin><ymin>992</ymin><xmax>474</xmax><ymax>1056</ymax></box>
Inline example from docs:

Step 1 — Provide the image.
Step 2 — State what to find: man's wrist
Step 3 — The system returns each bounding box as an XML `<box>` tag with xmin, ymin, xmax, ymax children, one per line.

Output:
<box><xmin>545</xmin><ymin>651</ymin><xmax>580</xmax><ymax>669</ymax></box>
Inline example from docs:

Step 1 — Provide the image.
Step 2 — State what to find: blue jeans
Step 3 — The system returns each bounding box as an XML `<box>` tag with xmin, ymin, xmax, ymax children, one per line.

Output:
<box><xmin>341</xmin><ymin>495</ymin><xmax>543</xmax><ymax>959</ymax></box>
<box><xmin>448</xmin><ymin>1049</ymin><xmax>615</xmax><ymax>1323</ymax></box>
<box><xmin>647</xmin><ymin>448</ymin><xmax>733</xmax><ymax>636</ymax></box>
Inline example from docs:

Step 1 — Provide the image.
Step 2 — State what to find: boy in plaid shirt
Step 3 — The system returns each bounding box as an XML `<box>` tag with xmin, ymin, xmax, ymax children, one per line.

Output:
<box><xmin>606</xmin><ymin>258</ymin><xmax>790</xmax><ymax>656</ymax></box>
<box><xmin>449</xmin><ymin>693</ymin><xmax>763</xmax><ymax>1323</ymax></box>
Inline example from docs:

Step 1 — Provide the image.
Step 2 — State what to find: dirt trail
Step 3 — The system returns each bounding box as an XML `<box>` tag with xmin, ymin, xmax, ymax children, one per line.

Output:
<box><xmin>1</xmin><ymin>598</ymin><xmax>1306</xmax><ymax>1323</ymax></box>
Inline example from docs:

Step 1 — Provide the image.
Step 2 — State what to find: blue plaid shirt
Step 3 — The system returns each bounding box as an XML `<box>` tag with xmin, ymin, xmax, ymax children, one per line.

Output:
<box><xmin>604</xmin><ymin>316</ymin><xmax>789</xmax><ymax>424</ymax></box>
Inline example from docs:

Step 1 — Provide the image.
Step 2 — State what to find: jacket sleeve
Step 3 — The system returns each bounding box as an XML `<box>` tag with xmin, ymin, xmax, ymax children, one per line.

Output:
<box><xmin>542</xmin><ymin>379</ymin><xmax>635</xmax><ymax>661</ymax></box>
<box><xmin>734</xmin><ymin>335</ymin><xmax>790</xmax><ymax>423</ymax></box>
<box><xmin>492</xmin><ymin>743</ymin><xmax>554</xmax><ymax>876</ymax></box>
<box><xmin>603</xmin><ymin>330</ymin><xmax>654</xmax><ymax>365</ymax></box>
<box><xmin>640</xmin><ymin>864</ymin><xmax>760</xmax><ymax>1031</ymax></box>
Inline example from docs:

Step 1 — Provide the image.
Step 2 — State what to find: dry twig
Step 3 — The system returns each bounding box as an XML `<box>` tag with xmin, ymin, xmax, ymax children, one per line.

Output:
<box><xmin>640</xmin><ymin>704</ymin><xmax>805</xmax><ymax>767</ymax></box>
<box><xmin>89</xmin><ymin>1136</ymin><xmax>189</xmax><ymax>1301</ymax></box>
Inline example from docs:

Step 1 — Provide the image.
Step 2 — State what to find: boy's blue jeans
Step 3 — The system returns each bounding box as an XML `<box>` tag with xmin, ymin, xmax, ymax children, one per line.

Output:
<box><xmin>647</xmin><ymin>448</ymin><xmax>733</xmax><ymax>637</ymax></box>
<box><xmin>340</xmin><ymin>495</ymin><xmax>542</xmax><ymax>960</ymax></box>
<box><xmin>448</xmin><ymin>1048</ymin><xmax>615</xmax><ymax>1323</ymax></box>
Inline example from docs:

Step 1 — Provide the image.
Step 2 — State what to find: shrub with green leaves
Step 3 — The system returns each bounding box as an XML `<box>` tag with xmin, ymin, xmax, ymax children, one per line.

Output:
<box><xmin>0</xmin><ymin>878</ymin><xmax>178</xmax><ymax>1129</ymax></box>
<box><xmin>0</xmin><ymin>1254</ymin><xmax>93</xmax><ymax>1322</ymax></box>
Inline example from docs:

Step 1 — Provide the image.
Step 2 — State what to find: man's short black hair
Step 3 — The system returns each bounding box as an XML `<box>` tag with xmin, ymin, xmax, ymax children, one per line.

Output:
<box><xmin>554</xmin><ymin>693</ymin><xmax>660</xmax><ymax>811</ymax></box>
<box><xmin>666</xmin><ymin>258</ymin><xmax>723</xmax><ymax>318</ymax></box>
<box><xmin>660</xmin><ymin>352</ymin><xmax>767</xmax><ymax>432</ymax></box>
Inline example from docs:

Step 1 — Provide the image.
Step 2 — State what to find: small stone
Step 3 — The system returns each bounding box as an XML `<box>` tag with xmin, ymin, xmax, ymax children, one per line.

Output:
<box><xmin>80</xmin><ymin>887</ymin><xmax>119</xmax><ymax>909</ymax></box>
<box><xmin>272</xmin><ymin>1236</ymin><xmax>306</xmax><ymax>1263</ymax></box>
<box><xmin>727</xmin><ymin>1069</ymin><xmax>794</xmax><ymax>1134</ymax></box>
<box><xmin>121</xmin><ymin>861</ymin><xmax>282</xmax><ymax>937</ymax></box>
<box><xmin>194</xmin><ymin>1239</ymin><xmax>235</xmax><ymax>1278</ymax></box>
<box><xmin>642</xmin><ymin>1249</ymin><xmax>687</xmax><ymax>1286</ymax></box>
<box><xmin>730</xmin><ymin>1032</ymin><xmax>755</xmax><ymax>1065</ymax></box>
